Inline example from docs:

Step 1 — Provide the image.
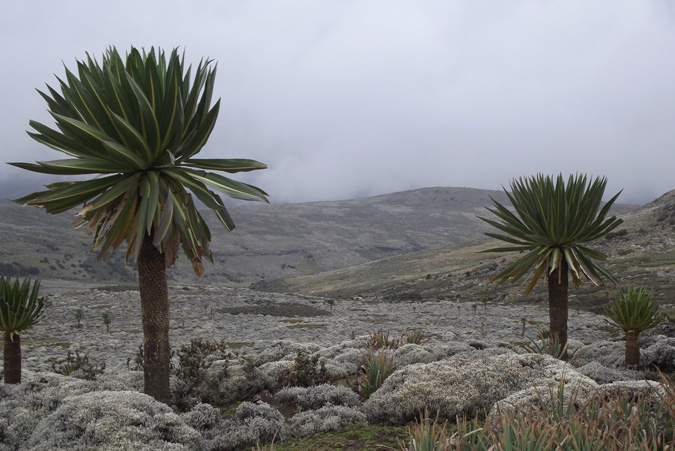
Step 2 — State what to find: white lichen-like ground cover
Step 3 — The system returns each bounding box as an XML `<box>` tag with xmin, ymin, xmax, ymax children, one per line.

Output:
<box><xmin>1</xmin><ymin>283</ymin><xmax>673</xmax><ymax>450</ymax></box>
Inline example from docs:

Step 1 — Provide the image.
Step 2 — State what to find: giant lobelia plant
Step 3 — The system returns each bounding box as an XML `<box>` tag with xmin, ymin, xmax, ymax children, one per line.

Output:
<box><xmin>10</xmin><ymin>47</ymin><xmax>268</xmax><ymax>403</ymax></box>
<box><xmin>479</xmin><ymin>173</ymin><xmax>623</xmax><ymax>357</ymax></box>
<box><xmin>0</xmin><ymin>277</ymin><xmax>46</xmax><ymax>384</ymax></box>
<box><xmin>605</xmin><ymin>286</ymin><xmax>667</xmax><ymax>367</ymax></box>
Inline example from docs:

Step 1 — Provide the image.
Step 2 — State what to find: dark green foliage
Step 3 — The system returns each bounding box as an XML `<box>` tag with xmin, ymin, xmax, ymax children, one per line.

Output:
<box><xmin>51</xmin><ymin>350</ymin><xmax>106</xmax><ymax>380</ymax></box>
<box><xmin>280</xmin><ymin>350</ymin><xmax>331</xmax><ymax>388</ymax></box>
<box><xmin>605</xmin><ymin>229</ymin><xmax>628</xmax><ymax>240</ymax></box>
<box><xmin>359</xmin><ymin>349</ymin><xmax>395</xmax><ymax>399</ymax></box>
<box><xmin>174</xmin><ymin>337</ymin><xmax>232</xmax><ymax>391</ymax></box>
<box><xmin>400</xmin><ymin>329</ymin><xmax>430</xmax><ymax>346</ymax></box>
<box><xmin>101</xmin><ymin>312</ymin><xmax>111</xmax><ymax>332</ymax></box>
<box><xmin>480</xmin><ymin>173</ymin><xmax>623</xmax><ymax>292</ymax></box>
<box><xmin>0</xmin><ymin>263</ymin><xmax>40</xmax><ymax>277</ymax></box>
<box><xmin>367</xmin><ymin>330</ymin><xmax>400</xmax><ymax>350</ymax></box>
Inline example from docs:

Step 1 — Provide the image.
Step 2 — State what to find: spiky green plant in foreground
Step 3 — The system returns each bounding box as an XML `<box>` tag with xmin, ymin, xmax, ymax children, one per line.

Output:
<box><xmin>0</xmin><ymin>277</ymin><xmax>46</xmax><ymax>384</ymax></box>
<box><xmin>479</xmin><ymin>173</ymin><xmax>622</xmax><ymax>357</ymax></box>
<box><xmin>605</xmin><ymin>286</ymin><xmax>668</xmax><ymax>367</ymax></box>
<box><xmin>359</xmin><ymin>349</ymin><xmax>395</xmax><ymax>399</ymax></box>
<box><xmin>9</xmin><ymin>46</ymin><xmax>268</xmax><ymax>403</ymax></box>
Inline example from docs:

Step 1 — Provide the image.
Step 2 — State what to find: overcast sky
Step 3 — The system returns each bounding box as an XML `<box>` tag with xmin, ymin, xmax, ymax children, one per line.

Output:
<box><xmin>1</xmin><ymin>1</ymin><xmax>674</xmax><ymax>205</ymax></box>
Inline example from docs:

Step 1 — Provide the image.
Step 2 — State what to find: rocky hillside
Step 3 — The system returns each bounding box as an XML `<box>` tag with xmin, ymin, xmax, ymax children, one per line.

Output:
<box><xmin>4</xmin><ymin>185</ymin><xmax>672</xmax><ymax>316</ymax></box>
<box><xmin>253</xmin><ymin>190</ymin><xmax>675</xmax><ymax>317</ymax></box>
<box><xmin>1</xmin><ymin>186</ymin><xmax>511</xmax><ymax>285</ymax></box>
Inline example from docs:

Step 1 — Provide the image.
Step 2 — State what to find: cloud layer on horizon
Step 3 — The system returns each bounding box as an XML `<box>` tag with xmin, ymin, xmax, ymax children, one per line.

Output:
<box><xmin>1</xmin><ymin>1</ymin><xmax>674</xmax><ymax>205</ymax></box>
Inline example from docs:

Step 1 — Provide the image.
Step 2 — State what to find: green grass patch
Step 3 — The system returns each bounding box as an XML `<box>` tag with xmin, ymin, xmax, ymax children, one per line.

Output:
<box><xmin>216</xmin><ymin>303</ymin><xmax>331</xmax><ymax>317</ymax></box>
<box><xmin>225</xmin><ymin>342</ymin><xmax>253</xmax><ymax>349</ymax></box>
<box><xmin>28</xmin><ymin>338</ymin><xmax>70</xmax><ymax>349</ymax></box>
<box><xmin>274</xmin><ymin>423</ymin><xmax>408</xmax><ymax>450</ymax></box>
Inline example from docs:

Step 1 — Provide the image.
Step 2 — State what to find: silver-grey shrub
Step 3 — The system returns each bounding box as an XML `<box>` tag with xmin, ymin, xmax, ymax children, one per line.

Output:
<box><xmin>275</xmin><ymin>384</ymin><xmax>360</xmax><ymax>411</ymax></box>
<box><xmin>363</xmin><ymin>352</ymin><xmax>572</xmax><ymax>425</ymax></box>
<box><xmin>249</xmin><ymin>340</ymin><xmax>321</xmax><ymax>366</ymax></box>
<box><xmin>206</xmin><ymin>402</ymin><xmax>289</xmax><ymax>451</ymax></box>
<box><xmin>181</xmin><ymin>403</ymin><xmax>223</xmax><ymax>436</ymax></box>
<box><xmin>641</xmin><ymin>336</ymin><xmax>675</xmax><ymax>372</ymax></box>
<box><xmin>393</xmin><ymin>343</ymin><xmax>435</xmax><ymax>367</ymax></box>
<box><xmin>288</xmin><ymin>405</ymin><xmax>367</xmax><ymax>437</ymax></box>
<box><xmin>574</xmin><ymin>361</ymin><xmax>639</xmax><ymax>384</ymax></box>
<box><xmin>24</xmin><ymin>390</ymin><xmax>203</xmax><ymax>450</ymax></box>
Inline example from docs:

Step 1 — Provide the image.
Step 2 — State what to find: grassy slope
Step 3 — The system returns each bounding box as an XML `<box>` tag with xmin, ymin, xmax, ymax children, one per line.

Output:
<box><xmin>253</xmin><ymin>190</ymin><xmax>675</xmax><ymax>317</ymax></box>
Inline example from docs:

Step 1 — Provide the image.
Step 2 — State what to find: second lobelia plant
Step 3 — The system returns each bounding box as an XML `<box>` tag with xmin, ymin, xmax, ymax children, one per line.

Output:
<box><xmin>0</xmin><ymin>277</ymin><xmax>47</xmax><ymax>384</ymax></box>
<box><xmin>604</xmin><ymin>286</ymin><xmax>668</xmax><ymax>367</ymax></box>
<box><xmin>479</xmin><ymin>174</ymin><xmax>623</xmax><ymax>359</ymax></box>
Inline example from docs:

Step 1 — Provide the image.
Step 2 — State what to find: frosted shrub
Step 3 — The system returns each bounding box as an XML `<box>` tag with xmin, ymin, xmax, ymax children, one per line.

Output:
<box><xmin>573</xmin><ymin>340</ymin><xmax>624</xmax><ymax>368</ymax></box>
<box><xmin>363</xmin><ymin>352</ymin><xmax>576</xmax><ymax>424</ymax></box>
<box><xmin>277</xmin><ymin>350</ymin><xmax>331</xmax><ymax>387</ymax></box>
<box><xmin>250</xmin><ymin>340</ymin><xmax>321</xmax><ymax>366</ymax></box>
<box><xmin>275</xmin><ymin>384</ymin><xmax>360</xmax><ymax>410</ymax></box>
<box><xmin>428</xmin><ymin>342</ymin><xmax>478</xmax><ymax>361</ymax></box>
<box><xmin>197</xmin><ymin>359</ymin><xmax>266</xmax><ymax>406</ymax></box>
<box><xmin>181</xmin><ymin>403</ymin><xmax>223</xmax><ymax>435</ymax></box>
<box><xmin>288</xmin><ymin>405</ymin><xmax>367</xmax><ymax>437</ymax></box>
<box><xmin>321</xmin><ymin>347</ymin><xmax>366</xmax><ymax>375</ymax></box>
<box><xmin>258</xmin><ymin>360</ymin><xmax>294</xmax><ymax>390</ymax></box>
<box><xmin>24</xmin><ymin>390</ymin><xmax>203</xmax><ymax>450</ymax></box>
<box><xmin>641</xmin><ymin>336</ymin><xmax>675</xmax><ymax>372</ymax></box>
<box><xmin>575</xmin><ymin>361</ymin><xmax>639</xmax><ymax>384</ymax></box>
<box><xmin>208</xmin><ymin>402</ymin><xmax>289</xmax><ymax>451</ymax></box>
<box><xmin>393</xmin><ymin>344</ymin><xmax>435</xmax><ymax>367</ymax></box>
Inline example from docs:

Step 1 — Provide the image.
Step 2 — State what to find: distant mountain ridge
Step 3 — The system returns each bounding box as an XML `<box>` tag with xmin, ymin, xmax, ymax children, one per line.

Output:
<box><xmin>0</xmin><ymin>186</ymin><xmax>651</xmax><ymax>305</ymax></box>
<box><xmin>0</xmin><ymin>186</ymin><xmax>511</xmax><ymax>284</ymax></box>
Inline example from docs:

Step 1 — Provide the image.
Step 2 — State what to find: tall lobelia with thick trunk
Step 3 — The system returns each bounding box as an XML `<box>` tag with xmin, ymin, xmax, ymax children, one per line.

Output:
<box><xmin>479</xmin><ymin>173</ymin><xmax>623</xmax><ymax>358</ymax></box>
<box><xmin>9</xmin><ymin>47</ymin><xmax>268</xmax><ymax>402</ymax></box>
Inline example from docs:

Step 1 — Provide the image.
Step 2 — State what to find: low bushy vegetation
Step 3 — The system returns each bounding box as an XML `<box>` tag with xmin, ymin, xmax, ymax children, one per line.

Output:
<box><xmin>398</xmin><ymin>374</ymin><xmax>675</xmax><ymax>450</ymax></box>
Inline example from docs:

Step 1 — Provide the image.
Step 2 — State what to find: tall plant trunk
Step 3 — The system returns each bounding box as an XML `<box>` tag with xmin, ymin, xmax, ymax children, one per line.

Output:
<box><xmin>3</xmin><ymin>332</ymin><xmax>21</xmax><ymax>384</ymax></box>
<box><xmin>548</xmin><ymin>258</ymin><xmax>569</xmax><ymax>360</ymax></box>
<box><xmin>137</xmin><ymin>231</ymin><xmax>171</xmax><ymax>405</ymax></box>
<box><xmin>625</xmin><ymin>330</ymin><xmax>640</xmax><ymax>367</ymax></box>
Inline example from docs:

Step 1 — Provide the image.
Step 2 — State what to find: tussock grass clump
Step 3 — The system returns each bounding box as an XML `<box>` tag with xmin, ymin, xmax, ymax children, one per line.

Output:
<box><xmin>401</xmin><ymin>329</ymin><xmax>430</xmax><ymax>346</ymax></box>
<box><xmin>518</xmin><ymin>330</ymin><xmax>570</xmax><ymax>360</ymax></box>
<box><xmin>398</xmin><ymin>374</ymin><xmax>675</xmax><ymax>450</ymax></box>
<box><xmin>359</xmin><ymin>349</ymin><xmax>396</xmax><ymax>400</ymax></box>
<box><xmin>367</xmin><ymin>329</ymin><xmax>430</xmax><ymax>350</ymax></box>
<box><xmin>367</xmin><ymin>330</ymin><xmax>400</xmax><ymax>349</ymax></box>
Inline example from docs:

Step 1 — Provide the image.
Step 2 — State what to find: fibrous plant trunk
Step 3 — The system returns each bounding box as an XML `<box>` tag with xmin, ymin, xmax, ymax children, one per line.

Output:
<box><xmin>625</xmin><ymin>330</ymin><xmax>640</xmax><ymax>367</ymax></box>
<box><xmin>137</xmin><ymin>230</ymin><xmax>171</xmax><ymax>404</ymax></box>
<box><xmin>547</xmin><ymin>258</ymin><xmax>569</xmax><ymax>360</ymax></box>
<box><xmin>3</xmin><ymin>333</ymin><xmax>21</xmax><ymax>384</ymax></box>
